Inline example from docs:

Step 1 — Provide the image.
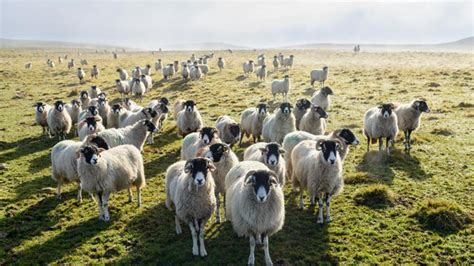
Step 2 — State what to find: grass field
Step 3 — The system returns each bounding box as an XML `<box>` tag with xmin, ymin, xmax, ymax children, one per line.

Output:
<box><xmin>0</xmin><ymin>48</ymin><xmax>473</xmax><ymax>264</ymax></box>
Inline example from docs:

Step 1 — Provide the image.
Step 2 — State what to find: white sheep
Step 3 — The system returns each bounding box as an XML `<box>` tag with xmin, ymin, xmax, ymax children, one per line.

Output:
<box><xmin>181</xmin><ymin>64</ymin><xmax>190</xmax><ymax>80</ymax></box>
<box><xmin>120</xmin><ymin>107</ymin><xmax>158</xmax><ymax>128</ymax></box>
<box><xmin>225</xmin><ymin>162</ymin><xmax>284</xmax><ymax>266</ymax></box>
<box><xmin>163</xmin><ymin>64</ymin><xmax>176</xmax><ymax>80</ymax></box>
<box><xmin>255</xmin><ymin>65</ymin><xmax>267</xmax><ymax>81</ymax></box>
<box><xmin>131</xmin><ymin>66</ymin><xmax>142</xmax><ymax>79</ymax></box>
<box><xmin>67</xmin><ymin>59</ymin><xmax>75</xmax><ymax>70</ymax></box>
<box><xmin>394</xmin><ymin>100</ymin><xmax>430</xmax><ymax>150</ymax></box>
<box><xmin>122</xmin><ymin>97</ymin><xmax>142</xmax><ymax>112</ymax></box>
<box><xmin>155</xmin><ymin>59</ymin><xmax>162</xmax><ymax>71</ymax></box>
<box><xmin>98</xmin><ymin>119</ymin><xmax>157</xmax><ymax>151</ymax></box>
<box><xmin>243</xmin><ymin>142</ymin><xmax>286</xmax><ymax>186</ymax></box>
<box><xmin>77</xmin><ymin>68</ymin><xmax>85</xmax><ymax>84</ymax></box>
<box><xmin>89</xmin><ymin>85</ymin><xmax>101</xmax><ymax>99</ymax></box>
<box><xmin>79</xmin><ymin>91</ymin><xmax>91</xmax><ymax>108</ymax></box>
<box><xmin>215</xmin><ymin>115</ymin><xmax>241</xmax><ymax>147</ymax></box>
<box><xmin>291</xmin><ymin>139</ymin><xmax>343</xmax><ymax>223</ymax></box>
<box><xmin>78</xmin><ymin>116</ymin><xmax>105</xmax><ymax>141</ymax></box>
<box><xmin>77</xmin><ymin>144</ymin><xmax>145</xmax><ymax>221</ymax></box>
<box><xmin>175</xmin><ymin>100</ymin><xmax>203</xmax><ymax>137</ymax></box>
<box><xmin>173</xmin><ymin>61</ymin><xmax>180</xmax><ymax>73</ymax></box>
<box><xmin>311</xmin><ymin>86</ymin><xmax>333</xmax><ymax>110</ymax></box>
<box><xmin>131</xmin><ymin>78</ymin><xmax>146</xmax><ymax>101</ymax></box>
<box><xmin>65</xmin><ymin>99</ymin><xmax>82</xmax><ymax>127</ymax></box>
<box><xmin>217</xmin><ymin>57</ymin><xmax>225</xmax><ymax>71</ymax></box>
<box><xmin>165</xmin><ymin>158</ymin><xmax>216</xmax><ymax>257</ymax></box>
<box><xmin>240</xmin><ymin>103</ymin><xmax>268</xmax><ymax>145</ymax></box>
<box><xmin>180</xmin><ymin>127</ymin><xmax>221</xmax><ymax>160</ymax></box>
<box><xmin>190</xmin><ymin>65</ymin><xmax>202</xmax><ymax>81</ymax></box>
<box><xmin>299</xmin><ymin>105</ymin><xmax>328</xmax><ymax>135</ymax></box>
<box><xmin>142</xmin><ymin>64</ymin><xmax>152</xmax><ymax>76</ymax></box>
<box><xmin>97</xmin><ymin>98</ymin><xmax>110</xmax><ymax>127</ymax></box>
<box><xmin>198</xmin><ymin>64</ymin><xmax>210</xmax><ymax>76</ymax></box>
<box><xmin>294</xmin><ymin>98</ymin><xmax>311</xmax><ymax>130</ymax></box>
<box><xmin>51</xmin><ymin>134</ymin><xmax>109</xmax><ymax>201</ymax></box>
<box><xmin>80</xmin><ymin>59</ymin><xmax>88</xmax><ymax>65</ymax></box>
<box><xmin>282</xmin><ymin>55</ymin><xmax>294</xmax><ymax>68</ymax></box>
<box><xmin>25</xmin><ymin>62</ymin><xmax>32</xmax><ymax>69</ymax></box>
<box><xmin>115</xmin><ymin>79</ymin><xmax>131</xmax><ymax>98</ymax></box>
<box><xmin>140</xmin><ymin>74</ymin><xmax>153</xmax><ymax>92</ymax></box>
<box><xmin>34</xmin><ymin>102</ymin><xmax>52</xmax><ymax>136</ymax></box>
<box><xmin>117</xmin><ymin>68</ymin><xmax>129</xmax><ymax>81</ymax></box>
<box><xmin>107</xmin><ymin>104</ymin><xmax>122</xmax><ymax>129</ymax></box>
<box><xmin>262</xmin><ymin>102</ymin><xmax>296</xmax><ymax>144</ymax></box>
<box><xmin>243</xmin><ymin>60</ymin><xmax>255</xmax><ymax>75</ymax></box>
<box><xmin>310</xmin><ymin>66</ymin><xmax>329</xmax><ymax>87</ymax></box>
<box><xmin>363</xmin><ymin>103</ymin><xmax>398</xmax><ymax>154</ymax></box>
<box><xmin>47</xmin><ymin>100</ymin><xmax>72</xmax><ymax>140</ymax></box>
<box><xmin>272</xmin><ymin>56</ymin><xmax>279</xmax><ymax>69</ymax></box>
<box><xmin>91</xmin><ymin>65</ymin><xmax>100</xmax><ymax>78</ymax></box>
<box><xmin>271</xmin><ymin>75</ymin><xmax>291</xmax><ymax>101</ymax></box>
<box><xmin>257</xmin><ymin>55</ymin><xmax>266</xmax><ymax>66</ymax></box>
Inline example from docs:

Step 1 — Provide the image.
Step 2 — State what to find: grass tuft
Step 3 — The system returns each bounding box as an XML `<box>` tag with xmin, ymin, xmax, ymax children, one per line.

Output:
<box><xmin>411</xmin><ymin>199</ymin><xmax>472</xmax><ymax>232</ymax></box>
<box><xmin>354</xmin><ymin>184</ymin><xmax>395</xmax><ymax>208</ymax></box>
<box><xmin>431</xmin><ymin>128</ymin><xmax>454</xmax><ymax>136</ymax></box>
<box><xmin>426</xmin><ymin>82</ymin><xmax>441</xmax><ymax>87</ymax></box>
<box><xmin>456</xmin><ymin>102</ymin><xmax>474</xmax><ymax>108</ymax></box>
<box><xmin>68</xmin><ymin>87</ymin><xmax>79</xmax><ymax>97</ymax></box>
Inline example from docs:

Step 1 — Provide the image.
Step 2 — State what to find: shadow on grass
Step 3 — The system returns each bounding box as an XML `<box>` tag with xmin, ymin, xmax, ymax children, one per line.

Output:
<box><xmin>0</xmin><ymin>135</ymin><xmax>54</xmax><ymax>164</ymax></box>
<box><xmin>28</xmin><ymin>152</ymin><xmax>51</xmax><ymax>173</ymax></box>
<box><xmin>249</xmin><ymin>81</ymin><xmax>262</xmax><ymax>88</ymax></box>
<box><xmin>11</xmin><ymin>174</ymin><xmax>53</xmax><ymax>203</ymax></box>
<box><xmin>235</xmin><ymin>75</ymin><xmax>246</xmax><ymax>81</ymax></box>
<box><xmin>162</xmin><ymin>79</ymin><xmax>189</xmax><ymax>93</ymax></box>
<box><xmin>8</xmin><ymin>217</ymin><xmax>113</xmax><ymax>264</ymax></box>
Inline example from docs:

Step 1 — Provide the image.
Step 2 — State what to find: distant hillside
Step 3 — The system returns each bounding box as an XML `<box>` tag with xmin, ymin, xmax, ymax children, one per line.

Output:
<box><xmin>437</xmin><ymin>36</ymin><xmax>473</xmax><ymax>47</ymax></box>
<box><xmin>160</xmin><ymin>42</ymin><xmax>251</xmax><ymax>51</ymax></box>
<box><xmin>0</xmin><ymin>38</ymin><xmax>138</xmax><ymax>51</ymax></box>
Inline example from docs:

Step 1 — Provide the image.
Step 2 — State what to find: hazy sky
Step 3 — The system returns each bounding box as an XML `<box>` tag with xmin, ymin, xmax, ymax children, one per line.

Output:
<box><xmin>1</xmin><ymin>0</ymin><xmax>472</xmax><ymax>49</ymax></box>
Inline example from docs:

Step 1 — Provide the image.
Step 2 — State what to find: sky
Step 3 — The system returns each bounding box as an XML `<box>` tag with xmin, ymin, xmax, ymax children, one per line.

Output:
<box><xmin>1</xmin><ymin>0</ymin><xmax>473</xmax><ymax>49</ymax></box>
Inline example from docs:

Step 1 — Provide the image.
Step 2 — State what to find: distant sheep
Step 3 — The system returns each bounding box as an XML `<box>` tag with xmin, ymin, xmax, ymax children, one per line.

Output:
<box><xmin>255</xmin><ymin>65</ymin><xmax>267</xmax><ymax>81</ymax></box>
<box><xmin>394</xmin><ymin>100</ymin><xmax>430</xmax><ymax>150</ymax></box>
<box><xmin>217</xmin><ymin>57</ymin><xmax>225</xmax><ymax>71</ymax></box>
<box><xmin>240</xmin><ymin>103</ymin><xmax>268</xmax><ymax>145</ymax></box>
<box><xmin>163</xmin><ymin>64</ymin><xmax>176</xmax><ymax>80</ymax></box>
<box><xmin>175</xmin><ymin>100</ymin><xmax>203</xmax><ymax>137</ymax></box>
<box><xmin>115</xmin><ymin>79</ymin><xmax>131</xmax><ymax>98</ymax></box>
<box><xmin>282</xmin><ymin>55</ymin><xmax>294</xmax><ymax>68</ymax></box>
<box><xmin>47</xmin><ymin>100</ymin><xmax>72</xmax><ymax>140</ymax></box>
<box><xmin>262</xmin><ymin>102</ymin><xmax>296</xmax><ymax>144</ymax></box>
<box><xmin>311</xmin><ymin>86</ymin><xmax>333</xmax><ymax>110</ymax></box>
<box><xmin>243</xmin><ymin>60</ymin><xmax>255</xmax><ymax>75</ymax></box>
<box><xmin>363</xmin><ymin>103</ymin><xmax>398</xmax><ymax>154</ymax></box>
<box><xmin>34</xmin><ymin>102</ymin><xmax>52</xmax><ymax>136</ymax></box>
<box><xmin>117</xmin><ymin>68</ymin><xmax>129</xmax><ymax>81</ymax></box>
<box><xmin>299</xmin><ymin>105</ymin><xmax>328</xmax><ymax>135</ymax></box>
<box><xmin>131</xmin><ymin>78</ymin><xmax>146</xmax><ymax>101</ymax></box>
<box><xmin>310</xmin><ymin>66</ymin><xmax>329</xmax><ymax>87</ymax></box>
<box><xmin>91</xmin><ymin>65</ymin><xmax>100</xmax><ymax>78</ymax></box>
<box><xmin>271</xmin><ymin>75</ymin><xmax>291</xmax><ymax>101</ymax></box>
<box><xmin>77</xmin><ymin>68</ymin><xmax>85</xmax><ymax>84</ymax></box>
<box><xmin>155</xmin><ymin>59</ymin><xmax>162</xmax><ymax>71</ymax></box>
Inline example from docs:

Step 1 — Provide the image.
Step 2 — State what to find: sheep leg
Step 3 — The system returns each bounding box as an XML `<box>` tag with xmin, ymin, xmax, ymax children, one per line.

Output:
<box><xmin>189</xmin><ymin>222</ymin><xmax>199</xmax><ymax>256</ymax></box>
<box><xmin>136</xmin><ymin>186</ymin><xmax>142</xmax><ymax>207</ymax></box>
<box><xmin>407</xmin><ymin>130</ymin><xmax>413</xmax><ymax>149</ymax></box>
<box><xmin>325</xmin><ymin>194</ymin><xmax>332</xmax><ymax>223</ymax></box>
<box><xmin>378</xmin><ymin>138</ymin><xmax>383</xmax><ymax>151</ymax></box>
<box><xmin>366</xmin><ymin>136</ymin><xmax>370</xmax><ymax>151</ymax></box>
<box><xmin>317</xmin><ymin>196</ymin><xmax>324</xmax><ymax>224</ymax></box>
<box><xmin>128</xmin><ymin>187</ymin><xmax>133</xmax><ymax>203</ymax></box>
<box><xmin>102</xmin><ymin>192</ymin><xmax>110</xmax><ymax>222</ymax></box>
<box><xmin>97</xmin><ymin>192</ymin><xmax>104</xmax><ymax>220</ymax></box>
<box><xmin>299</xmin><ymin>190</ymin><xmax>304</xmax><ymax>209</ymax></box>
<box><xmin>263</xmin><ymin>234</ymin><xmax>273</xmax><ymax>266</ymax></box>
<box><xmin>256</xmin><ymin>234</ymin><xmax>262</xmax><ymax>245</ymax></box>
<box><xmin>76</xmin><ymin>181</ymin><xmax>82</xmax><ymax>203</ymax></box>
<box><xmin>215</xmin><ymin>191</ymin><xmax>221</xmax><ymax>224</ymax></box>
<box><xmin>386</xmin><ymin>138</ymin><xmax>391</xmax><ymax>154</ymax></box>
<box><xmin>198</xmin><ymin>219</ymin><xmax>208</xmax><ymax>257</ymax></box>
<box><xmin>175</xmin><ymin>216</ymin><xmax>182</xmax><ymax>234</ymax></box>
<box><xmin>310</xmin><ymin>195</ymin><xmax>315</xmax><ymax>206</ymax></box>
<box><xmin>248</xmin><ymin>235</ymin><xmax>256</xmax><ymax>266</ymax></box>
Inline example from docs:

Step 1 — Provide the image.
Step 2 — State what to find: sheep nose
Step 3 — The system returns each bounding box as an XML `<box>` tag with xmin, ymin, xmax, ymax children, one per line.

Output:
<box><xmin>259</xmin><ymin>196</ymin><xmax>265</xmax><ymax>201</ymax></box>
<box><xmin>330</xmin><ymin>159</ymin><xmax>335</xmax><ymax>164</ymax></box>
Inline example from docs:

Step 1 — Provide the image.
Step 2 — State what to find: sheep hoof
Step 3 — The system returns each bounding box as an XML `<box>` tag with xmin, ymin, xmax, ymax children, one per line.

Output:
<box><xmin>200</xmin><ymin>247</ymin><xmax>208</xmax><ymax>257</ymax></box>
<box><xmin>192</xmin><ymin>246</ymin><xmax>199</xmax><ymax>256</ymax></box>
<box><xmin>325</xmin><ymin>217</ymin><xmax>331</xmax><ymax>223</ymax></box>
<box><xmin>56</xmin><ymin>194</ymin><xmax>62</xmax><ymax>200</ymax></box>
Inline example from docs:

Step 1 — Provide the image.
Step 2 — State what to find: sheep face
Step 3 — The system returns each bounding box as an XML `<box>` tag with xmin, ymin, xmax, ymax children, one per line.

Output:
<box><xmin>259</xmin><ymin>143</ymin><xmax>285</xmax><ymax>166</ymax></box>
<box><xmin>88</xmin><ymin>106</ymin><xmax>99</xmax><ymax>116</ymax></box>
<box><xmin>71</xmin><ymin>100</ymin><xmax>81</xmax><ymax>109</ymax></box>
<box><xmin>184</xmin><ymin>158</ymin><xmax>215</xmax><ymax>187</ymax></box>
<box><xmin>124</xmin><ymin>98</ymin><xmax>132</xmax><ymax>107</ymax></box>
<box><xmin>199</xmin><ymin>127</ymin><xmax>219</xmax><ymax>145</ymax></box>
<box><xmin>229</xmin><ymin>124</ymin><xmax>241</xmax><ymax>138</ymax></box>
<box><xmin>79</xmin><ymin>145</ymin><xmax>102</xmax><ymax>165</ymax></box>
<box><xmin>323</xmin><ymin>66</ymin><xmax>328</xmax><ymax>71</ymax></box>
<box><xmin>244</xmin><ymin>170</ymin><xmax>278</xmax><ymax>203</ymax></box>
<box><xmin>338</xmin><ymin>128</ymin><xmax>360</xmax><ymax>145</ymax></box>
<box><xmin>321</xmin><ymin>86</ymin><xmax>334</xmax><ymax>96</ymax></box>
<box><xmin>311</xmin><ymin>105</ymin><xmax>328</xmax><ymax>119</ymax></box>
<box><xmin>279</xmin><ymin>102</ymin><xmax>293</xmax><ymax>115</ymax></box>
<box><xmin>143</xmin><ymin>120</ymin><xmax>158</xmax><ymax>133</ymax></box>
<box><xmin>143</xmin><ymin>108</ymin><xmax>158</xmax><ymax>118</ymax></box>
<box><xmin>133</xmin><ymin>78</ymin><xmax>141</xmax><ymax>84</ymax></box>
<box><xmin>35</xmin><ymin>102</ymin><xmax>46</xmax><ymax>113</ymax></box>
<box><xmin>159</xmin><ymin>97</ymin><xmax>169</xmax><ymax>106</ymax></box>
<box><xmin>157</xmin><ymin>103</ymin><xmax>169</xmax><ymax>114</ymax></box>
<box><xmin>80</xmin><ymin>91</ymin><xmax>89</xmax><ymax>99</ymax></box>
<box><xmin>85</xmin><ymin>117</ymin><xmax>98</xmax><ymax>131</ymax></box>
<box><xmin>111</xmin><ymin>104</ymin><xmax>122</xmax><ymax>114</ymax></box>
<box><xmin>184</xmin><ymin>100</ymin><xmax>196</xmax><ymax>112</ymax></box>
<box><xmin>88</xmin><ymin>136</ymin><xmax>110</xmax><ymax>150</ymax></box>
<box><xmin>316</xmin><ymin>140</ymin><xmax>341</xmax><ymax>165</ymax></box>
<box><xmin>257</xmin><ymin>103</ymin><xmax>268</xmax><ymax>116</ymax></box>
<box><xmin>378</xmin><ymin>104</ymin><xmax>395</xmax><ymax>119</ymax></box>
<box><xmin>284</xmin><ymin>75</ymin><xmax>290</xmax><ymax>80</ymax></box>
<box><xmin>414</xmin><ymin>100</ymin><xmax>430</xmax><ymax>113</ymax></box>
<box><xmin>98</xmin><ymin>92</ymin><xmax>107</xmax><ymax>99</ymax></box>
<box><xmin>91</xmin><ymin>85</ymin><xmax>98</xmax><ymax>91</ymax></box>
<box><xmin>54</xmin><ymin>101</ymin><xmax>65</xmax><ymax>112</ymax></box>
<box><xmin>204</xmin><ymin>143</ymin><xmax>229</xmax><ymax>163</ymax></box>
<box><xmin>296</xmin><ymin>99</ymin><xmax>311</xmax><ymax>110</ymax></box>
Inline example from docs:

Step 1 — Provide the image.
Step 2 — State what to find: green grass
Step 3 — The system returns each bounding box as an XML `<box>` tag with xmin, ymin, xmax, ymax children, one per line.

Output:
<box><xmin>354</xmin><ymin>184</ymin><xmax>396</xmax><ymax>208</ymax></box>
<box><xmin>0</xmin><ymin>48</ymin><xmax>473</xmax><ymax>264</ymax></box>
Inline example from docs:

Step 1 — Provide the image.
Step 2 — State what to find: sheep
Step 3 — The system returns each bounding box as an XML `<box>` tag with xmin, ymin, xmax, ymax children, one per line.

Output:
<box><xmin>181</xmin><ymin>127</ymin><xmax>221</xmax><ymax>160</ymax></box>
<box><xmin>113</xmin><ymin>52</ymin><xmax>118</xmax><ymax>59</ymax></box>
<box><xmin>255</xmin><ymin>65</ymin><xmax>267</xmax><ymax>81</ymax></box>
<box><xmin>131</xmin><ymin>66</ymin><xmax>142</xmax><ymax>79</ymax></box>
<box><xmin>123</xmin><ymin>97</ymin><xmax>142</xmax><ymax>112</ymax></box>
<box><xmin>311</xmin><ymin>86</ymin><xmax>333</xmax><ymax>111</ymax></box>
<box><xmin>34</xmin><ymin>102</ymin><xmax>52</xmax><ymax>136</ymax></box>
<box><xmin>79</xmin><ymin>91</ymin><xmax>91</xmax><ymax>108</ymax></box>
<box><xmin>181</xmin><ymin>64</ymin><xmax>190</xmax><ymax>80</ymax></box>
<box><xmin>198</xmin><ymin>64</ymin><xmax>209</xmax><ymax>76</ymax></box>
<box><xmin>215</xmin><ymin>115</ymin><xmax>241</xmax><ymax>147</ymax></box>
<box><xmin>165</xmin><ymin>158</ymin><xmax>216</xmax><ymax>257</ymax></box>
<box><xmin>91</xmin><ymin>65</ymin><xmax>100</xmax><ymax>78</ymax></box>
<box><xmin>262</xmin><ymin>102</ymin><xmax>296</xmax><ymax>144</ymax></box>
<box><xmin>163</xmin><ymin>64</ymin><xmax>176</xmax><ymax>80</ymax></box>
<box><xmin>65</xmin><ymin>99</ymin><xmax>82</xmax><ymax>130</ymax></box>
<box><xmin>120</xmin><ymin>107</ymin><xmax>158</xmax><ymax>128</ymax></box>
<box><xmin>67</xmin><ymin>59</ymin><xmax>75</xmax><ymax>70</ymax></box>
<box><xmin>97</xmin><ymin>98</ymin><xmax>110</xmax><ymax>127</ymax></box>
<box><xmin>107</xmin><ymin>104</ymin><xmax>122</xmax><ymax>129</ymax></box>
<box><xmin>175</xmin><ymin>100</ymin><xmax>203</xmax><ymax>137</ymax></box>
<box><xmin>240</xmin><ymin>103</ymin><xmax>268</xmax><ymax>145</ymax></box>
<box><xmin>299</xmin><ymin>105</ymin><xmax>328</xmax><ymax>135</ymax></box>
<box><xmin>25</xmin><ymin>62</ymin><xmax>32</xmax><ymax>69</ymax></box>
<box><xmin>394</xmin><ymin>100</ymin><xmax>430</xmax><ymax>150</ymax></box>
<box><xmin>291</xmin><ymin>139</ymin><xmax>343</xmax><ymax>223</ymax></box>
<box><xmin>271</xmin><ymin>75</ymin><xmax>291</xmax><ymax>101</ymax></box>
<box><xmin>282</xmin><ymin>55</ymin><xmax>294</xmax><ymax>68</ymax></box>
<box><xmin>47</xmin><ymin>100</ymin><xmax>72</xmax><ymax>140</ymax></box>
<box><xmin>116</xmin><ymin>68</ymin><xmax>129</xmax><ymax>81</ymax></box>
<box><xmin>225</xmin><ymin>164</ymin><xmax>284</xmax><ymax>266</ymax></box>
<box><xmin>78</xmin><ymin>116</ymin><xmax>105</xmax><ymax>141</ymax></box>
<box><xmin>155</xmin><ymin>59</ymin><xmax>162</xmax><ymax>71</ymax></box>
<box><xmin>363</xmin><ymin>103</ymin><xmax>398</xmax><ymax>154</ymax></box>
<box><xmin>131</xmin><ymin>78</ymin><xmax>146</xmax><ymax>101</ymax></box>
<box><xmin>142</xmin><ymin>64</ymin><xmax>152</xmax><ymax>76</ymax></box>
<box><xmin>115</xmin><ymin>79</ymin><xmax>131</xmax><ymax>98</ymax></box>
<box><xmin>202</xmin><ymin>57</ymin><xmax>209</xmax><ymax>65</ymax></box>
<box><xmin>89</xmin><ymin>85</ymin><xmax>101</xmax><ymax>99</ymax></box>
<box><xmin>257</xmin><ymin>55</ymin><xmax>266</xmax><ymax>67</ymax></box>
<box><xmin>98</xmin><ymin>119</ymin><xmax>157</xmax><ymax>151</ymax></box>
<box><xmin>243</xmin><ymin>60</ymin><xmax>255</xmax><ymax>75</ymax></box>
<box><xmin>292</xmin><ymin>99</ymin><xmax>311</xmax><ymax>131</ymax></box>
<box><xmin>190</xmin><ymin>54</ymin><xmax>196</xmax><ymax>62</ymax></box>
<box><xmin>199</xmin><ymin>143</ymin><xmax>239</xmax><ymax>223</ymax></box>
<box><xmin>77</xmin><ymin>68</ymin><xmax>85</xmax><ymax>84</ymax></box>
<box><xmin>140</xmin><ymin>74</ymin><xmax>153</xmax><ymax>92</ymax></box>
<box><xmin>173</xmin><ymin>61</ymin><xmax>180</xmax><ymax>73</ymax></box>
<box><xmin>243</xmin><ymin>142</ymin><xmax>286</xmax><ymax>186</ymax></box>
<box><xmin>58</xmin><ymin>56</ymin><xmax>63</xmax><ymax>63</ymax></box>
<box><xmin>278</xmin><ymin>53</ymin><xmax>284</xmax><ymax>65</ymax></box>
<box><xmin>78</xmin><ymin>105</ymin><xmax>101</xmax><ymax>124</ymax></box>
<box><xmin>51</xmin><ymin>134</ymin><xmax>109</xmax><ymax>201</ymax></box>
<box><xmin>310</xmin><ymin>66</ymin><xmax>329</xmax><ymax>87</ymax></box>
<box><xmin>217</xmin><ymin>57</ymin><xmax>225</xmax><ymax>71</ymax></box>
<box><xmin>148</xmin><ymin>97</ymin><xmax>170</xmax><ymax>130</ymax></box>
<box><xmin>272</xmin><ymin>56</ymin><xmax>279</xmax><ymax>69</ymax></box>
<box><xmin>77</xmin><ymin>144</ymin><xmax>145</xmax><ymax>221</ymax></box>
<box><xmin>81</xmin><ymin>59</ymin><xmax>89</xmax><ymax>65</ymax></box>
<box><xmin>190</xmin><ymin>64</ymin><xmax>202</xmax><ymax>81</ymax></box>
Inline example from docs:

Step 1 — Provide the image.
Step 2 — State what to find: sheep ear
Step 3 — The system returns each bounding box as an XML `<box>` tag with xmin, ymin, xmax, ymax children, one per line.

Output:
<box><xmin>222</xmin><ymin>144</ymin><xmax>230</xmax><ymax>153</ymax></box>
<box><xmin>184</xmin><ymin>161</ymin><xmax>193</xmax><ymax>173</ymax></box>
<box><xmin>258</xmin><ymin>147</ymin><xmax>267</xmax><ymax>154</ymax></box>
<box><xmin>207</xmin><ymin>162</ymin><xmax>216</xmax><ymax>172</ymax></box>
<box><xmin>335</xmin><ymin>140</ymin><xmax>343</xmax><ymax>151</ymax></box>
<box><xmin>97</xmin><ymin>148</ymin><xmax>105</xmax><ymax>154</ymax></box>
<box><xmin>244</xmin><ymin>171</ymin><xmax>256</xmax><ymax>185</ymax></box>
<box><xmin>315</xmin><ymin>140</ymin><xmax>324</xmax><ymax>150</ymax></box>
<box><xmin>279</xmin><ymin>148</ymin><xmax>286</xmax><ymax>154</ymax></box>
<box><xmin>75</xmin><ymin>149</ymin><xmax>83</xmax><ymax>159</ymax></box>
